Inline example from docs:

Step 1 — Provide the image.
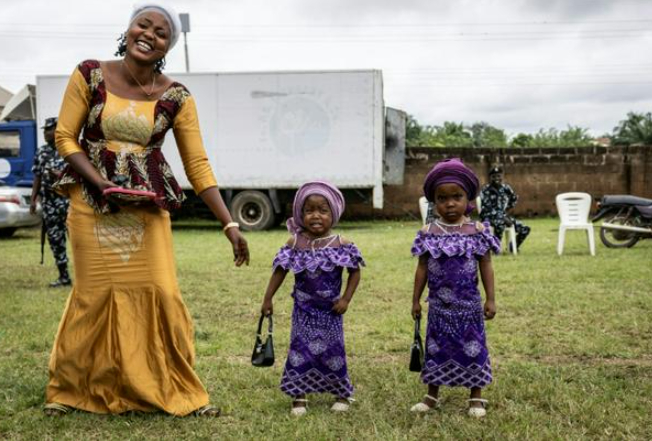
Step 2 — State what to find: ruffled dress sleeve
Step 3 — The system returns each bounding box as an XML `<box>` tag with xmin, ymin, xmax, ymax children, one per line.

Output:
<box><xmin>475</xmin><ymin>223</ymin><xmax>502</xmax><ymax>256</ymax></box>
<box><xmin>272</xmin><ymin>243</ymin><xmax>365</xmax><ymax>273</ymax></box>
<box><xmin>411</xmin><ymin>222</ymin><xmax>501</xmax><ymax>259</ymax></box>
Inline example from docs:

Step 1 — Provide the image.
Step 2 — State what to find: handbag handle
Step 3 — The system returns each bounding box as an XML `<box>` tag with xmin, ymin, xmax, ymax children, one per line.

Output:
<box><xmin>413</xmin><ymin>314</ymin><xmax>421</xmax><ymax>339</ymax></box>
<box><xmin>257</xmin><ymin>313</ymin><xmax>273</xmax><ymax>337</ymax></box>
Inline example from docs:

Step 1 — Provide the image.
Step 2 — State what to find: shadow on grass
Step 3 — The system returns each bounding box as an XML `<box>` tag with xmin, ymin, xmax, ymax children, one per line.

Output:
<box><xmin>171</xmin><ymin>223</ymin><xmax>219</xmax><ymax>231</ymax></box>
<box><xmin>171</xmin><ymin>220</ymin><xmax>377</xmax><ymax>232</ymax></box>
<box><xmin>0</xmin><ymin>227</ymin><xmax>40</xmax><ymax>241</ymax></box>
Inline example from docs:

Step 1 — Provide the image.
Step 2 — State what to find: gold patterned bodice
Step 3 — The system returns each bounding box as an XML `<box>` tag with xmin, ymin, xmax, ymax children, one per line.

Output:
<box><xmin>101</xmin><ymin>92</ymin><xmax>155</xmax><ymax>153</ymax></box>
<box><xmin>54</xmin><ymin>60</ymin><xmax>218</xmax><ymax>214</ymax></box>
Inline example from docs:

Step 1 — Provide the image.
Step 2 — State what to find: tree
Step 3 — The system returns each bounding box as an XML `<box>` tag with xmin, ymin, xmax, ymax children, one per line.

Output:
<box><xmin>405</xmin><ymin>115</ymin><xmax>595</xmax><ymax>148</ymax></box>
<box><xmin>469</xmin><ymin>122</ymin><xmax>508</xmax><ymax>148</ymax></box>
<box><xmin>406</xmin><ymin>115</ymin><xmax>440</xmax><ymax>147</ymax></box>
<box><xmin>530</xmin><ymin>128</ymin><xmax>560</xmax><ymax>147</ymax></box>
<box><xmin>611</xmin><ymin>112</ymin><xmax>652</xmax><ymax>146</ymax></box>
<box><xmin>558</xmin><ymin>126</ymin><xmax>593</xmax><ymax>147</ymax></box>
<box><xmin>520</xmin><ymin>126</ymin><xmax>592</xmax><ymax>148</ymax></box>
<box><xmin>431</xmin><ymin>122</ymin><xmax>473</xmax><ymax>147</ymax></box>
<box><xmin>510</xmin><ymin>133</ymin><xmax>534</xmax><ymax>147</ymax></box>
<box><xmin>406</xmin><ymin>114</ymin><xmax>424</xmax><ymax>147</ymax></box>
<box><xmin>406</xmin><ymin>116</ymin><xmax>473</xmax><ymax>147</ymax></box>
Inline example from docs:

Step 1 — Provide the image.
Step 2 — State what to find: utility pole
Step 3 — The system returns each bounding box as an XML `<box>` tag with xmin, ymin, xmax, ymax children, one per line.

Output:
<box><xmin>180</xmin><ymin>13</ymin><xmax>190</xmax><ymax>73</ymax></box>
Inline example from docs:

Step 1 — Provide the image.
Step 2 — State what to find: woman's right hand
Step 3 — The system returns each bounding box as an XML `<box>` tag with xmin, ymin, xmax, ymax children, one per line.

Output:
<box><xmin>96</xmin><ymin>179</ymin><xmax>122</xmax><ymax>205</ymax></box>
<box><xmin>261</xmin><ymin>298</ymin><xmax>273</xmax><ymax>316</ymax></box>
<box><xmin>412</xmin><ymin>301</ymin><xmax>422</xmax><ymax>320</ymax></box>
<box><xmin>96</xmin><ymin>179</ymin><xmax>119</xmax><ymax>192</ymax></box>
<box><xmin>64</xmin><ymin>152</ymin><xmax>118</xmax><ymax>196</ymax></box>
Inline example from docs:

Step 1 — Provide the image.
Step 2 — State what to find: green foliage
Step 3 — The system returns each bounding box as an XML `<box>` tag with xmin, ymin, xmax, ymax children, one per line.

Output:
<box><xmin>406</xmin><ymin>117</ymin><xmax>492</xmax><ymax>148</ymax></box>
<box><xmin>509</xmin><ymin>133</ymin><xmax>534</xmax><ymax>147</ymax></box>
<box><xmin>611</xmin><ymin>112</ymin><xmax>652</xmax><ymax>146</ymax></box>
<box><xmin>517</xmin><ymin>126</ymin><xmax>594</xmax><ymax>148</ymax></box>
<box><xmin>470</xmin><ymin>122</ymin><xmax>508</xmax><ymax>148</ymax></box>
<box><xmin>405</xmin><ymin>114</ymin><xmax>427</xmax><ymax>147</ymax></box>
<box><xmin>405</xmin><ymin>115</ymin><xmax>468</xmax><ymax>147</ymax></box>
<box><xmin>559</xmin><ymin>126</ymin><xmax>594</xmax><ymax>147</ymax></box>
<box><xmin>434</xmin><ymin>121</ymin><xmax>474</xmax><ymax>147</ymax></box>
<box><xmin>407</xmin><ymin>116</ymin><xmax>592</xmax><ymax>148</ymax></box>
<box><xmin>531</xmin><ymin>128</ymin><xmax>560</xmax><ymax>148</ymax></box>
<box><xmin>1</xmin><ymin>220</ymin><xmax>651</xmax><ymax>440</ymax></box>
<box><xmin>408</xmin><ymin>111</ymin><xmax>652</xmax><ymax>149</ymax></box>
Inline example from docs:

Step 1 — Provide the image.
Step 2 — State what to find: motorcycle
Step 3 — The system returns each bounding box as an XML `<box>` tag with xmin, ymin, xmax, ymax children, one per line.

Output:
<box><xmin>592</xmin><ymin>195</ymin><xmax>652</xmax><ymax>248</ymax></box>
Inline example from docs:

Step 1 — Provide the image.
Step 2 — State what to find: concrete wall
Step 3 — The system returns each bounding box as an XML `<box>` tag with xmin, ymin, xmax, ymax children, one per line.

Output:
<box><xmin>348</xmin><ymin>146</ymin><xmax>652</xmax><ymax>218</ymax></box>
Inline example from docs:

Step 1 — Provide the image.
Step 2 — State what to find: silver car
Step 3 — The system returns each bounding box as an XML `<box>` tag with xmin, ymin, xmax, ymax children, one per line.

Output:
<box><xmin>0</xmin><ymin>185</ymin><xmax>41</xmax><ymax>237</ymax></box>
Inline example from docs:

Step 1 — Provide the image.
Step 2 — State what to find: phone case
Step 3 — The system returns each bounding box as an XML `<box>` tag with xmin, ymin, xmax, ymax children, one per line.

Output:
<box><xmin>103</xmin><ymin>187</ymin><xmax>157</xmax><ymax>203</ymax></box>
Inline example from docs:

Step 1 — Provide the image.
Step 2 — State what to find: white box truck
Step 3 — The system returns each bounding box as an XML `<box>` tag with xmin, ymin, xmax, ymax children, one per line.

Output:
<box><xmin>34</xmin><ymin>70</ymin><xmax>405</xmax><ymax>230</ymax></box>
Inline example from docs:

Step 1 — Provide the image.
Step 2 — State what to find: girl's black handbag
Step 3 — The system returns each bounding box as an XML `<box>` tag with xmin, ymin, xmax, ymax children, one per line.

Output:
<box><xmin>252</xmin><ymin>314</ymin><xmax>275</xmax><ymax>367</ymax></box>
<box><xmin>409</xmin><ymin>315</ymin><xmax>424</xmax><ymax>372</ymax></box>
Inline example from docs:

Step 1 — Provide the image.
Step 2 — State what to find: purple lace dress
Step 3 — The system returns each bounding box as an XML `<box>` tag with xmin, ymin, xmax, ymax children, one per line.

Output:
<box><xmin>411</xmin><ymin>221</ymin><xmax>500</xmax><ymax>389</ymax></box>
<box><xmin>272</xmin><ymin>234</ymin><xmax>364</xmax><ymax>399</ymax></box>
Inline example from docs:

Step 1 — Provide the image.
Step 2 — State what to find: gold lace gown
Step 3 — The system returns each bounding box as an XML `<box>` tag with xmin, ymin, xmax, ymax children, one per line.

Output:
<box><xmin>47</xmin><ymin>69</ymin><xmax>217</xmax><ymax>415</ymax></box>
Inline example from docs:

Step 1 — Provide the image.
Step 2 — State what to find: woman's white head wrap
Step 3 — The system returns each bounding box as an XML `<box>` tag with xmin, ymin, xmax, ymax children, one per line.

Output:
<box><xmin>130</xmin><ymin>1</ymin><xmax>182</xmax><ymax>50</ymax></box>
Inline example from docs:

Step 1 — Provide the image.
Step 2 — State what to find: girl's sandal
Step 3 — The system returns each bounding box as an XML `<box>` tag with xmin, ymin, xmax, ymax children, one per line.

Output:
<box><xmin>331</xmin><ymin>397</ymin><xmax>355</xmax><ymax>412</ymax></box>
<box><xmin>290</xmin><ymin>398</ymin><xmax>308</xmax><ymax>416</ymax></box>
<box><xmin>43</xmin><ymin>403</ymin><xmax>73</xmax><ymax>417</ymax></box>
<box><xmin>410</xmin><ymin>394</ymin><xmax>439</xmax><ymax>413</ymax></box>
<box><xmin>193</xmin><ymin>405</ymin><xmax>221</xmax><ymax>417</ymax></box>
<box><xmin>467</xmin><ymin>398</ymin><xmax>488</xmax><ymax>418</ymax></box>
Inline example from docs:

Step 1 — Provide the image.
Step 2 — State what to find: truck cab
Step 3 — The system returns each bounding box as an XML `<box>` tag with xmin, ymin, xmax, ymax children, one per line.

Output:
<box><xmin>0</xmin><ymin>120</ymin><xmax>36</xmax><ymax>186</ymax></box>
<box><xmin>0</xmin><ymin>120</ymin><xmax>40</xmax><ymax>237</ymax></box>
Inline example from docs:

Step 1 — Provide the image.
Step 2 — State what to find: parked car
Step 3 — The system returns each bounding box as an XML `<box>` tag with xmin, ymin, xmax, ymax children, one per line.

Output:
<box><xmin>0</xmin><ymin>183</ymin><xmax>41</xmax><ymax>237</ymax></box>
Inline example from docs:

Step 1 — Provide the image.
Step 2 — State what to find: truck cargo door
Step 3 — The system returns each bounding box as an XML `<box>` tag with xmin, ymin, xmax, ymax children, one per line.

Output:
<box><xmin>384</xmin><ymin>107</ymin><xmax>406</xmax><ymax>185</ymax></box>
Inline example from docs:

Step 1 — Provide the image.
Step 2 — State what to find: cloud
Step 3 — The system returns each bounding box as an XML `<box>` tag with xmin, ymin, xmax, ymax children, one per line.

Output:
<box><xmin>1</xmin><ymin>0</ymin><xmax>650</xmax><ymax>135</ymax></box>
<box><xmin>291</xmin><ymin>0</ymin><xmax>452</xmax><ymax>21</ymax></box>
<box><xmin>519</xmin><ymin>0</ymin><xmax>616</xmax><ymax>18</ymax></box>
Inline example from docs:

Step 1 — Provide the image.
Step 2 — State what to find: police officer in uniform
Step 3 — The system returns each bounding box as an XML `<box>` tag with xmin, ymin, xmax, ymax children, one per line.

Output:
<box><xmin>479</xmin><ymin>166</ymin><xmax>531</xmax><ymax>251</ymax></box>
<box><xmin>30</xmin><ymin>117</ymin><xmax>71</xmax><ymax>287</ymax></box>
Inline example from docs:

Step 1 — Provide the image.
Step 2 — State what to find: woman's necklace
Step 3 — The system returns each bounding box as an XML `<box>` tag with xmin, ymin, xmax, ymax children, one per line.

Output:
<box><xmin>122</xmin><ymin>60</ymin><xmax>156</xmax><ymax>97</ymax></box>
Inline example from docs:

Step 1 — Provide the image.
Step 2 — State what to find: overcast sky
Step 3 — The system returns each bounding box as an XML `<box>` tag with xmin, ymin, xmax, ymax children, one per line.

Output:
<box><xmin>1</xmin><ymin>0</ymin><xmax>651</xmax><ymax>136</ymax></box>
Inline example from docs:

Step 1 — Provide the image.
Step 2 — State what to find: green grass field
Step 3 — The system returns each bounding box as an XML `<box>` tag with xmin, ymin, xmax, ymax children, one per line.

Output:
<box><xmin>1</xmin><ymin>219</ymin><xmax>651</xmax><ymax>440</ymax></box>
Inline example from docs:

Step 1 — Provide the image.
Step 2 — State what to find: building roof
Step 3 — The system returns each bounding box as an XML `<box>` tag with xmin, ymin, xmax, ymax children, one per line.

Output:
<box><xmin>0</xmin><ymin>85</ymin><xmax>13</xmax><ymax>107</ymax></box>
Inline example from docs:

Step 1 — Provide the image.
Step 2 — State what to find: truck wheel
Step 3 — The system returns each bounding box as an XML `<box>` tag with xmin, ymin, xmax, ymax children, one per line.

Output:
<box><xmin>231</xmin><ymin>191</ymin><xmax>275</xmax><ymax>231</ymax></box>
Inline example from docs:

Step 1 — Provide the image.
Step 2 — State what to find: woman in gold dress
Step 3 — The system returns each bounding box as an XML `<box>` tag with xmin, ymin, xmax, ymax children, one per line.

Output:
<box><xmin>44</xmin><ymin>3</ymin><xmax>248</xmax><ymax>417</ymax></box>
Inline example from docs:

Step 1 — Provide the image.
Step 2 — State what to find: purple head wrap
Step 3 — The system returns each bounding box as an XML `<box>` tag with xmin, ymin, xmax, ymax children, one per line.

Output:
<box><xmin>287</xmin><ymin>181</ymin><xmax>345</xmax><ymax>234</ymax></box>
<box><xmin>423</xmin><ymin>158</ymin><xmax>479</xmax><ymax>214</ymax></box>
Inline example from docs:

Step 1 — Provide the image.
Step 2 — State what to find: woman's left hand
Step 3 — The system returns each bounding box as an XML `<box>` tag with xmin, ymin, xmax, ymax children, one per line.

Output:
<box><xmin>225</xmin><ymin>228</ymin><xmax>249</xmax><ymax>266</ymax></box>
<box><xmin>484</xmin><ymin>300</ymin><xmax>496</xmax><ymax>320</ymax></box>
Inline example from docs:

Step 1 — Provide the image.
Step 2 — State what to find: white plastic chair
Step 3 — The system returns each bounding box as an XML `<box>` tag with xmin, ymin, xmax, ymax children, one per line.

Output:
<box><xmin>476</xmin><ymin>196</ymin><xmax>517</xmax><ymax>255</ymax></box>
<box><xmin>418</xmin><ymin>196</ymin><xmax>429</xmax><ymax>225</ymax></box>
<box><xmin>555</xmin><ymin>192</ymin><xmax>595</xmax><ymax>256</ymax></box>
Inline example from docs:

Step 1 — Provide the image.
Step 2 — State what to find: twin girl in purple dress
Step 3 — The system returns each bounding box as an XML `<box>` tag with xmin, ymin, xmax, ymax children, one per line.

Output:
<box><xmin>260</xmin><ymin>159</ymin><xmax>499</xmax><ymax>418</ymax></box>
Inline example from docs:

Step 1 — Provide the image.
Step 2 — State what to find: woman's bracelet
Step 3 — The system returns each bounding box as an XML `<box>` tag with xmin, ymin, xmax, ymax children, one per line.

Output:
<box><xmin>223</xmin><ymin>221</ymin><xmax>240</xmax><ymax>233</ymax></box>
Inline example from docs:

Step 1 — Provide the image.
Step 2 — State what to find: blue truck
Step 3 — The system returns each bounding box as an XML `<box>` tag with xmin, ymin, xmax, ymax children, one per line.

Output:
<box><xmin>0</xmin><ymin>120</ymin><xmax>41</xmax><ymax>237</ymax></box>
<box><xmin>0</xmin><ymin>120</ymin><xmax>37</xmax><ymax>186</ymax></box>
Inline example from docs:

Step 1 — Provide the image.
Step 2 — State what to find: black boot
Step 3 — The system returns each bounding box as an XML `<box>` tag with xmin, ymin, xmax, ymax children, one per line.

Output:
<box><xmin>49</xmin><ymin>263</ymin><xmax>72</xmax><ymax>288</ymax></box>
